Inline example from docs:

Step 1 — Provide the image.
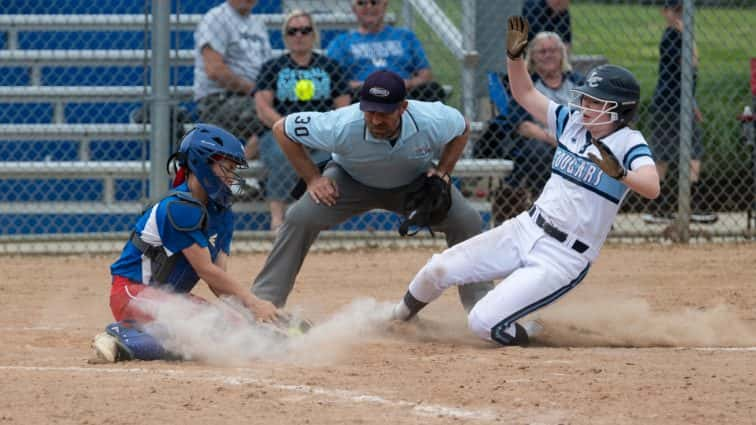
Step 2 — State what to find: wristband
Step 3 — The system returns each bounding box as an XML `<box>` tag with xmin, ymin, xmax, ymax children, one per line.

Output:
<box><xmin>616</xmin><ymin>167</ymin><xmax>627</xmax><ymax>181</ymax></box>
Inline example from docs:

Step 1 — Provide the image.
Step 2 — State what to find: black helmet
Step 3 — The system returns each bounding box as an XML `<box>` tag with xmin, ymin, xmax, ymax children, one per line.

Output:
<box><xmin>570</xmin><ymin>64</ymin><xmax>640</xmax><ymax>126</ymax></box>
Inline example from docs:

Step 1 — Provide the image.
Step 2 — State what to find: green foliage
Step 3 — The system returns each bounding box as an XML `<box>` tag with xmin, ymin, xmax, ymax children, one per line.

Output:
<box><xmin>406</xmin><ymin>1</ymin><xmax>755</xmax><ymax>176</ymax></box>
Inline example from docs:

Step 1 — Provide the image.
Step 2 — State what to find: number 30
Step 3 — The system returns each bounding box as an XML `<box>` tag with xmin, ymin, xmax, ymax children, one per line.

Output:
<box><xmin>294</xmin><ymin>115</ymin><xmax>310</xmax><ymax>137</ymax></box>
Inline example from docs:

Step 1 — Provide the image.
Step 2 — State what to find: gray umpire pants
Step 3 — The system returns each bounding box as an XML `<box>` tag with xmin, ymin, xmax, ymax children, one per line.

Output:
<box><xmin>252</xmin><ymin>163</ymin><xmax>494</xmax><ymax>312</ymax></box>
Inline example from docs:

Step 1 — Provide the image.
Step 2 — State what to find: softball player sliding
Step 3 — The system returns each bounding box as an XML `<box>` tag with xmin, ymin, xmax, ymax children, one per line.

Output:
<box><xmin>392</xmin><ymin>16</ymin><xmax>661</xmax><ymax>346</ymax></box>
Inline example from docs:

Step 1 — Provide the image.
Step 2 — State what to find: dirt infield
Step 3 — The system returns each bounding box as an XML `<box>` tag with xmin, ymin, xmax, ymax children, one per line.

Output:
<box><xmin>1</xmin><ymin>243</ymin><xmax>755</xmax><ymax>424</ymax></box>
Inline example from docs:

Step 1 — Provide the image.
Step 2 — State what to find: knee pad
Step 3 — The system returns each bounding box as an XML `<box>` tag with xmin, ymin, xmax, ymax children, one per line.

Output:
<box><xmin>105</xmin><ymin>321</ymin><xmax>167</xmax><ymax>361</ymax></box>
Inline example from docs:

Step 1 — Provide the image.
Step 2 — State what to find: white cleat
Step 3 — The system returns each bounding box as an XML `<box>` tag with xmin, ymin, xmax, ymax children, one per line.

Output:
<box><xmin>92</xmin><ymin>332</ymin><xmax>119</xmax><ymax>363</ymax></box>
<box><xmin>521</xmin><ymin>319</ymin><xmax>544</xmax><ymax>339</ymax></box>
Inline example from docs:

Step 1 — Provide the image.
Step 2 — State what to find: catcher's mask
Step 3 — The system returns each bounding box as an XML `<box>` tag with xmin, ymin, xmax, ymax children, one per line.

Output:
<box><xmin>166</xmin><ymin>123</ymin><xmax>248</xmax><ymax>208</ymax></box>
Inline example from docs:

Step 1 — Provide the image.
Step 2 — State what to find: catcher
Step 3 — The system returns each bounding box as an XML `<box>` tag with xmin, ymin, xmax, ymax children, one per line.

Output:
<box><xmin>251</xmin><ymin>70</ymin><xmax>493</xmax><ymax>313</ymax></box>
<box><xmin>91</xmin><ymin>124</ymin><xmax>307</xmax><ymax>363</ymax></box>
<box><xmin>392</xmin><ymin>16</ymin><xmax>660</xmax><ymax>346</ymax></box>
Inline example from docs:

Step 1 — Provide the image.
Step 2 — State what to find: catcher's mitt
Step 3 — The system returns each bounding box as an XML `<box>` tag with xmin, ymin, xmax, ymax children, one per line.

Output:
<box><xmin>398</xmin><ymin>174</ymin><xmax>452</xmax><ymax>237</ymax></box>
<box><xmin>261</xmin><ymin>313</ymin><xmax>313</xmax><ymax>339</ymax></box>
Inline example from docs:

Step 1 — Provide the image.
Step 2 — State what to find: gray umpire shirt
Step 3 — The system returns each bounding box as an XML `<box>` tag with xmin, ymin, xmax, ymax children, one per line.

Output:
<box><xmin>193</xmin><ymin>2</ymin><xmax>272</xmax><ymax>101</ymax></box>
<box><xmin>282</xmin><ymin>101</ymin><xmax>466</xmax><ymax>189</ymax></box>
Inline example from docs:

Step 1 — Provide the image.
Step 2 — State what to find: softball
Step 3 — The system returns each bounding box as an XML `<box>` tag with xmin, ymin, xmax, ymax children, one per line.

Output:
<box><xmin>295</xmin><ymin>79</ymin><xmax>316</xmax><ymax>101</ymax></box>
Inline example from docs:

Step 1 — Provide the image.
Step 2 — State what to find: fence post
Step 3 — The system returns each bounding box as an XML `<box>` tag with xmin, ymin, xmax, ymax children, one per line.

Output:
<box><xmin>461</xmin><ymin>0</ymin><xmax>478</xmax><ymax>122</ymax></box>
<box><xmin>402</xmin><ymin>0</ymin><xmax>414</xmax><ymax>30</ymax></box>
<box><xmin>676</xmin><ymin>0</ymin><xmax>695</xmax><ymax>243</ymax></box>
<box><xmin>149</xmin><ymin>0</ymin><xmax>172</xmax><ymax>203</ymax></box>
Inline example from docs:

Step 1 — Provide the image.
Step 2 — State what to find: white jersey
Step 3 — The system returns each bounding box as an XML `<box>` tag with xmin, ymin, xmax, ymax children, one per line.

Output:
<box><xmin>193</xmin><ymin>2</ymin><xmax>272</xmax><ymax>100</ymax></box>
<box><xmin>534</xmin><ymin>101</ymin><xmax>654</xmax><ymax>259</ymax></box>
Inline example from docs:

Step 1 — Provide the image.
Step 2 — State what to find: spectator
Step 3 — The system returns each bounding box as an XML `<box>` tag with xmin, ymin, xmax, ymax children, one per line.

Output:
<box><xmin>326</xmin><ymin>0</ymin><xmax>446</xmax><ymax>102</ymax></box>
<box><xmin>643</xmin><ymin>0</ymin><xmax>717</xmax><ymax>224</ymax></box>
<box><xmin>522</xmin><ymin>0</ymin><xmax>571</xmax><ymax>52</ymax></box>
<box><xmin>478</xmin><ymin>31</ymin><xmax>583</xmax><ymax>224</ymax></box>
<box><xmin>193</xmin><ymin>0</ymin><xmax>272</xmax><ymax>160</ymax></box>
<box><xmin>255</xmin><ymin>10</ymin><xmax>352</xmax><ymax>231</ymax></box>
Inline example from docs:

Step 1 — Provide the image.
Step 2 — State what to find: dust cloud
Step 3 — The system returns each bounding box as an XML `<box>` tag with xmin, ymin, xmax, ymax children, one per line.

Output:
<box><xmin>132</xmin><ymin>290</ymin><xmax>756</xmax><ymax>366</ymax></box>
<box><xmin>534</xmin><ymin>294</ymin><xmax>756</xmax><ymax>348</ymax></box>
<box><xmin>134</xmin><ymin>296</ymin><xmax>402</xmax><ymax>366</ymax></box>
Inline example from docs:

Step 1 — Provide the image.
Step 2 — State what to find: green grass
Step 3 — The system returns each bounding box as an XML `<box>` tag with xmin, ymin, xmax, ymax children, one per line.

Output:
<box><xmin>400</xmin><ymin>1</ymin><xmax>756</xmax><ymax>175</ymax></box>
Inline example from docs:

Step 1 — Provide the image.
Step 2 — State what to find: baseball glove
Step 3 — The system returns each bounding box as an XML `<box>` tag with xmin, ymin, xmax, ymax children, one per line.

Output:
<box><xmin>398</xmin><ymin>174</ymin><xmax>452</xmax><ymax>237</ymax></box>
<box><xmin>263</xmin><ymin>312</ymin><xmax>313</xmax><ymax>338</ymax></box>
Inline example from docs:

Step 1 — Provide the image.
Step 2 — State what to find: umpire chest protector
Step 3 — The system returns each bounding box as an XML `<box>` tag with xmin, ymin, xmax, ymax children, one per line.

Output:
<box><xmin>130</xmin><ymin>191</ymin><xmax>209</xmax><ymax>285</ymax></box>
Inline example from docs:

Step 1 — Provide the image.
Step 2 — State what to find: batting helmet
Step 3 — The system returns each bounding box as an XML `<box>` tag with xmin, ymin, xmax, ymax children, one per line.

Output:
<box><xmin>169</xmin><ymin>123</ymin><xmax>248</xmax><ymax>208</ymax></box>
<box><xmin>569</xmin><ymin>64</ymin><xmax>640</xmax><ymax>127</ymax></box>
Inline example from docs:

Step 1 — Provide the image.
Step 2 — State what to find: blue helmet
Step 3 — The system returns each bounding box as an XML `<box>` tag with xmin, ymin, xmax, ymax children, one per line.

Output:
<box><xmin>171</xmin><ymin>123</ymin><xmax>248</xmax><ymax>208</ymax></box>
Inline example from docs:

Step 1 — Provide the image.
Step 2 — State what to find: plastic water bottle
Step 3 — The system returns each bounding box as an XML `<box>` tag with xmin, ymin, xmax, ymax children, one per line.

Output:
<box><xmin>744</xmin><ymin>106</ymin><xmax>754</xmax><ymax>147</ymax></box>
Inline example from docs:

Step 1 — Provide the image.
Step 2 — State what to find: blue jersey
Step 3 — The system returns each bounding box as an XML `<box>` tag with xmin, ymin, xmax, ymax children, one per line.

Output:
<box><xmin>110</xmin><ymin>183</ymin><xmax>234</xmax><ymax>293</ymax></box>
<box><xmin>326</xmin><ymin>26</ymin><xmax>430</xmax><ymax>82</ymax></box>
<box><xmin>282</xmin><ymin>101</ymin><xmax>465</xmax><ymax>188</ymax></box>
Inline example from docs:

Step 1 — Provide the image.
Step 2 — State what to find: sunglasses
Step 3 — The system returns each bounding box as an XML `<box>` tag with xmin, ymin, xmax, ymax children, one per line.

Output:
<box><xmin>285</xmin><ymin>26</ymin><xmax>313</xmax><ymax>36</ymax></box>
<box><xmin>355</xmin><ymin>0</ymin><xmax>382</xmax><ymax>7</ymax></box>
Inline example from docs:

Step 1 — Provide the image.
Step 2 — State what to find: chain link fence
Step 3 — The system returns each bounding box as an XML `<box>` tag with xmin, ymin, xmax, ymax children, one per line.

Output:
<box><xmin>0</xmin><ymin>0</ymin><xmax>754</xmax><ymax>253</ymax></box>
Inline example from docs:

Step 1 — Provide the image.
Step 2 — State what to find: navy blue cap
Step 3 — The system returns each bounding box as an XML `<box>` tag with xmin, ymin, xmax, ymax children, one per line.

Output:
<box><xmin>359</xmin><ymin>70</ymin><xmax>406</xmax><ymax>113</ymax></box>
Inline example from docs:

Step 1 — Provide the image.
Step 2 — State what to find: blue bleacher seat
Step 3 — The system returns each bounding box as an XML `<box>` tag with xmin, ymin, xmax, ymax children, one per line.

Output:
<box><xmin>0</xmin><ymin>179</ymin><xmax>103</xmax><ymax>202</ymax></box>
<box><xmin>42</xmin><ymin>66</ymin><xmax>145</xmax><ymax>86</ymax></box>
<box><xmin>0</xmin><ymin>67</ymin><xmax>31</xmax><ymax>86</ymax></box>
<box><xmin>90</xmin><ymin>140</ymin><xmax>147</xmax><ymax>161</ymax></box>
<box><xmin>65</xmin><ymin>102</ymin><xmax>141</xmax><ymax>124</ymax></box>
<box><xmin>2</xmin><ymin>0</ymin><xmax>281</xmax><ymax>15</ymax></box>
<box><xmin>114</xmin><ymin>179</ymin><xmax>147</xmax><ymax>202</ymax></box>
<box><xmin>19</xmin><ymin>31</ymin><xmax>196</xmax><ymax>50</ymax></box>
<box><xmin>0</xmin><ymin>140</ymin><xmax>79</xmax><ymax>161</ymax></box>
<box><xmin>0</xmin><ymin>103</ymin><xmax>54</xmax><ymax>124</ymax></box>
<box><xmin>0</xmin><ymin>213</ymin><xmax>137</xmax><ymax>235</ymax></box>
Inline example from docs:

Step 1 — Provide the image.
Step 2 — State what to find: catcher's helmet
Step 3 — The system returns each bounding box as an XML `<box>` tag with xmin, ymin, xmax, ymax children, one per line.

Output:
<box><xmin>569</xmin><ymin>64</ymin><xmax>640</xmax><ymax>127</ymax></box>
<box><xmin>169</xmin><ymin>123</ymin><xmax>248</xmax><ymax>208</ymax></box>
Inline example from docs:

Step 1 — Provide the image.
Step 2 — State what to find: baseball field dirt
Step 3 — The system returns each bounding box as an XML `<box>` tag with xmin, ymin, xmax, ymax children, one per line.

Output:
<box><xmin>1</xmin><ymin>243</ymin><xmax>755</xmax><ymax>424</ymax></box>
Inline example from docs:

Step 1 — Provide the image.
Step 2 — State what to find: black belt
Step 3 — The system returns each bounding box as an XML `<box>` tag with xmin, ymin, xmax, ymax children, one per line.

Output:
<box><xmin>528</xmin><ymin>206</ymin><xmax>589</xmax><ymax>254</ymax></box>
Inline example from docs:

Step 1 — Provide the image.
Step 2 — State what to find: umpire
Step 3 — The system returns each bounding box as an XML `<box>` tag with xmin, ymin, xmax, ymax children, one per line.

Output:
<box><xmin>251</xmin><ymin>70</ymin><xmax>493</xmax><ymax>312</ymax></box>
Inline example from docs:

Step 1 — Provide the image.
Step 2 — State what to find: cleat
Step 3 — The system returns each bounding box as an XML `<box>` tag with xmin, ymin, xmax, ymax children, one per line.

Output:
<box><xmin>691</xmin><ymin>211</ymin><xmax>718</xmax><ymax>224</ymax></box>
<box><xmin>642</xmin><ymin>213</ymin><xmax>673</xmax><ymax>224</ymax></box>
<box><xmin>92</xmin><ymin>332</ymin><xmax>120</xmax><ymax>363</ymax></box>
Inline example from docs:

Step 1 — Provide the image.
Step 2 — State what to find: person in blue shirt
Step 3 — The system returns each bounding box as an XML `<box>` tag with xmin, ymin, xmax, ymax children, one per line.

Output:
<box><xmin>326</xmin><ymin>0</ymin><xmax>446</xmax><ymax>102</ymax></box>
<box><xmin>251</xmin><ymin>70</ymin><xmax>493</xmax><ymax>312</ymax></box>
<box><xmin>92</xmin><ymin>124</ymin><xmax>280</xmax><ymax>363</ymax></box>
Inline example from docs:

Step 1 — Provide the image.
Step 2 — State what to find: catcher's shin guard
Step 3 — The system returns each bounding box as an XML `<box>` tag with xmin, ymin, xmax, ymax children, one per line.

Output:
<box><xmin>104</xmin><ymin>321</ymin><xmax>168</xmax><ymax>361</ymax></box>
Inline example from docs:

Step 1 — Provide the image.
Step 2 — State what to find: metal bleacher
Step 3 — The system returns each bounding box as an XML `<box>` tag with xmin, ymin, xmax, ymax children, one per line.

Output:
<box><xmin>0</xmin><ymin>1</ymin><xmax>511</xmax><ymax>238</ymax></box>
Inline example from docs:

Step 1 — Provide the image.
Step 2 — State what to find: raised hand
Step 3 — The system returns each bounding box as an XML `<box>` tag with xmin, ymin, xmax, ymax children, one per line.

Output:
<box><xmin>506</xmin><ymin>16</ymin><xmax>530</xmax><ymax>60</ymax></box>
<box><xmin>587</xmin><ymin>137</ymin><xmax>627</xmax><ymax>180</ymax></box>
